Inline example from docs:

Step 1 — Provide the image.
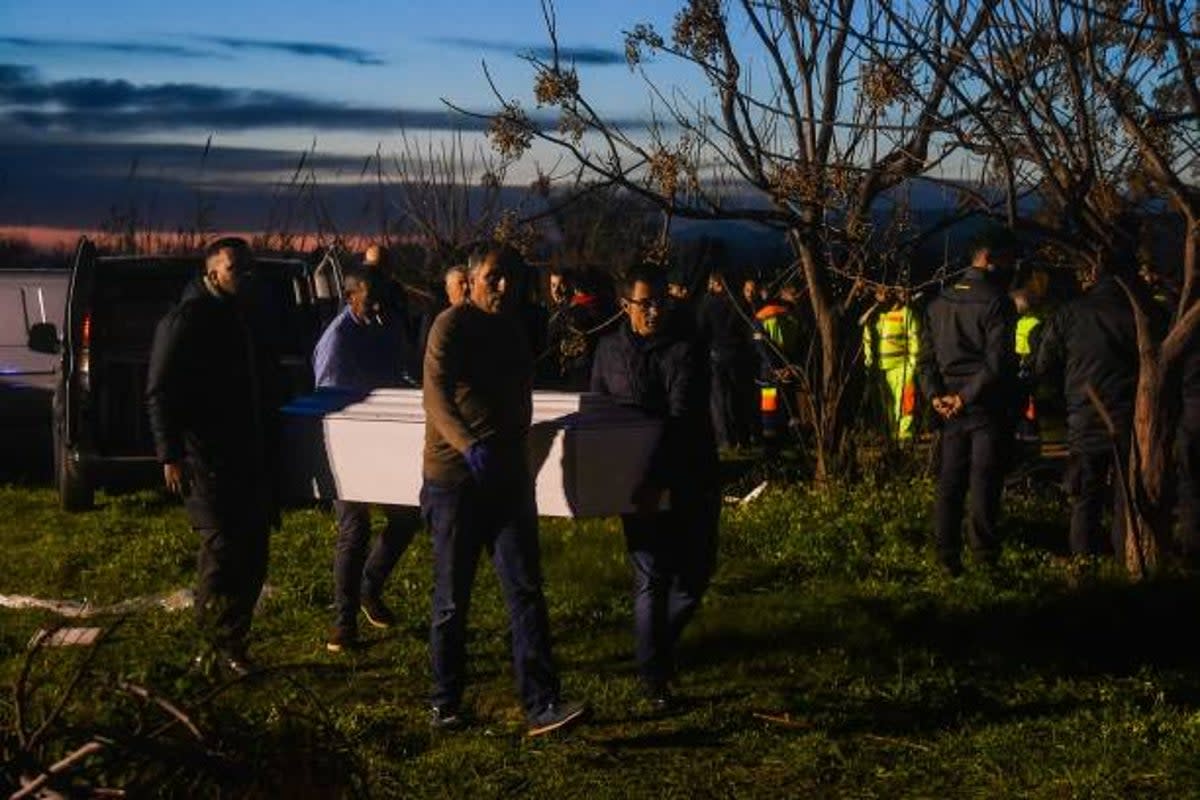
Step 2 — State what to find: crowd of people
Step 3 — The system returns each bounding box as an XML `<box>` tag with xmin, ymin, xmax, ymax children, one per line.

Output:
<box><xmin>143</xmin><ymin>223</ymin><xmax>1199</xmax><ymax>735</ymax></box>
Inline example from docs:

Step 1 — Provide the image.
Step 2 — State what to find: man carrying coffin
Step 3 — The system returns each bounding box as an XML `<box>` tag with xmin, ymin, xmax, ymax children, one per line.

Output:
<box><xmin>313</xmin><ymin>267</ymin><xmax>420</xmax><ymax>653</ymax></box>
<box><xmin>590</xmin><ymin>264</ymin><xmax>720</xmax><ymax>713</ymax></box>
<box><xmin>421</xmin><ymin>243</ymin><xmax>588</xmax><ymax>736</ymax></box>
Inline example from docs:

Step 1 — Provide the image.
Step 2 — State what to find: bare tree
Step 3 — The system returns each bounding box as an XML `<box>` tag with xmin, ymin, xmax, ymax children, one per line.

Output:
<box><xmin>925</xmin><ymin>0</ymin><xmax>1199</xmax><ymax>575</ymax></box>
<box><xmin>449</xmin><ymin>0</ymin><xmax>992</xmax><ymax>478</ymax></box>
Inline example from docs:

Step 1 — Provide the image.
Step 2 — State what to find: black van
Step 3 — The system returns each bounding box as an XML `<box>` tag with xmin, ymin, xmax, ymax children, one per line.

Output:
<box><xmin>28</xmin><ymin>238</ymin><xmax>329</xmax><ymax>510</ymax></box>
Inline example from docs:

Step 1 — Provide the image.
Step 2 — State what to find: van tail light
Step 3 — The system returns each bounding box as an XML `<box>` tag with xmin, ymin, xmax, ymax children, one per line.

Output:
<box><xmin>78</xmin><ymin>312</ymin><xmax>92</xmax><ymax>391</ymax></box>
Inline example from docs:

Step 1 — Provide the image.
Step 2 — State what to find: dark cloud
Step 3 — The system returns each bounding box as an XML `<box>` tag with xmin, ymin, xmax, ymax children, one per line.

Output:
<box><xmin>0</xmin><ymin>36</ymin><xmax>215</xmax><ymax>59</ymax></box>
<box><xmin>0</xmin><ymin>34</ymin><xmax>385</xmax><ymax>66</ymax></box>
<box><xmin>197</xmin><ymin>36</ymin><xmax>385</xmax><ymax>66</ymax></box>
<box><xmin>0</xmin><ymin>138</ymin><xmax>538</xmax><ymax>233</ymax></box>
<box><xmin>3</xmin><ymin>106</ymin><xmax>479</xmax><ymax>133</ymax></box>
<box><xmin>0</xmin><ymin>64</ymin><xmax>466</xmax><ymax>132</ymax></box>
<box><xmin>0</xmin><ymin>64</ymin><xmax>652</xmax><ymax>135</ymax></box>
<box><xmin>435</xmin><ymin>37</ymin><xmax>625</xmax><ymax>66</ymax></box>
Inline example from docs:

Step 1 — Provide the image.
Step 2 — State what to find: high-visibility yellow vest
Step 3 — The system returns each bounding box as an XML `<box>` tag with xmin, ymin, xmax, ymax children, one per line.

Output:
<box><xmin>864</xmin><ymin>306</ymin><xmax>919</xmax><ymax>371</ymax></box>
<box><xmin>1014</xmin><ymin>313</ymin><xmax>1042</xmax><ymax>357</ymax></box>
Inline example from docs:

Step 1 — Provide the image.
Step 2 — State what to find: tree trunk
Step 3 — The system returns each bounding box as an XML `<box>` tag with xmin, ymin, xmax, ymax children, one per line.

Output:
<box><xmin>1126</xmin><ymin>356</ymin><xmax>1170</xmax><ymax>576</ymax></box>
<box><xmin>1122</xmin><ymin>220</ymin><xmax>1200</xmax><ymax>577</ymax></box>
<box><xmin>792</xmin><ymin>229</ymin><xmax>844</xmax><ymax>482</ymax></box>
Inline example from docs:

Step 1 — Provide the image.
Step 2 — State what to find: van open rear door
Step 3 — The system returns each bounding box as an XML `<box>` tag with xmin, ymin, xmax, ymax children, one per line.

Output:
<box><xmin>56</xmin><ymin>236</ymin><xmax>97</xmax><ymax>509</ymax></box>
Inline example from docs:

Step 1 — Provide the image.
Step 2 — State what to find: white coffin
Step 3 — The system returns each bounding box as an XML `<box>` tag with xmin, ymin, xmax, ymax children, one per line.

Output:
<box><xmin>280</xmin><ymin>388</ymin><xmax>665</xmax><ymax>517</ymax></box>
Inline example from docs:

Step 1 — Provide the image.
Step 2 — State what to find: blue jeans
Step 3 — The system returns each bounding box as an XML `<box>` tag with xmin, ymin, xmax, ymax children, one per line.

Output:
<box><xmin>621</xmin><ymin>486</ymin><xmax>719</xmax><ymax>689</ymax></box>
<box><xmin>420</xmin><ymin>473</ymin><xmax>560</xmax><ymax>714</ymax></box>
<box><xmin>332</xmin><ymin>501</ymin><xmax>419</xmax><ymax>631</ymax></box>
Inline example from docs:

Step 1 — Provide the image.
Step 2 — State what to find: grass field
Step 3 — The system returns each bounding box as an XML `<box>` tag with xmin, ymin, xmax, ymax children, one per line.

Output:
<box><xmin>3</xmin><ymin>470</ymin><xmax>1200</xmax><ymax>798</ymax></box>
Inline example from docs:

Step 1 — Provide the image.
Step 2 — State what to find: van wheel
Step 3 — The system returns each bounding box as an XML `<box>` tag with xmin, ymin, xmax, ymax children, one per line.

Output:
<box><xmin>54</xmin><ymin>429</ymin><xmax>94</xmax><ymax>512</ymax></box>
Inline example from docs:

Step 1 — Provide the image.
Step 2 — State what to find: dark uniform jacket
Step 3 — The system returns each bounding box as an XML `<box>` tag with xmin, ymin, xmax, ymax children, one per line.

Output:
<box><xmin>918</xmin><ymin>269</ymin><xmax>1019</xmax><ymax>428</ymax></box>
<box><xmin>590</xmin><ymin>323</ymin><xmax>717</xmax><ymax>493</ymax></box>
<box><xmin>696</xmin><ymin>291</ymin><xmax>752</xmax><ymax>362</ymax></box>
<box><xmin>1035</xmin><ymin>275</ymin><xmax>1161</xmax><ymax>452</ymax></box>
<box><xmin>146</xmin><ymin>277</ymin><xmax>284</xmax><ymax>528</ymax></box>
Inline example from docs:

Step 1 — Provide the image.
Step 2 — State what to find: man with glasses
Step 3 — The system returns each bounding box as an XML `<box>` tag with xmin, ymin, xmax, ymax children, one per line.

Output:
<box><xmin>147</xmin><ymin>237</ymin><xmax>283</xmax><ymax>675</ymax></box>
<box><xmin>591</xmin><ymin>265</ymin><xmax>719</xmax><ymax>713</ymax></box>
<box><xmin>421</xmin><ymin>243</ymin><xmax>588</xmax><ymax>736</ymax></box>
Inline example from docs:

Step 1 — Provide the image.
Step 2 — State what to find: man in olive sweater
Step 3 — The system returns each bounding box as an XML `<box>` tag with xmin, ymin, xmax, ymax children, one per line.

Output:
<box><xmin>421</xmin><ymin>244</ymin><xmax>587</xmax><ymax>737</ymax></box>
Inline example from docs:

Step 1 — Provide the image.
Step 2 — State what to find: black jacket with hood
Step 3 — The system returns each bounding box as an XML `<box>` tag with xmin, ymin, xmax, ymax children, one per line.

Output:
<box><xmin>146</xmin><ymin>276</ymin><xmax>284</xmax><ymax>528</ymax></box>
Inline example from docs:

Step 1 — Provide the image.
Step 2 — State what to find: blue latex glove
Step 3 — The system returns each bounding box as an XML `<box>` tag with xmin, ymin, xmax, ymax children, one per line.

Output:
<box><xmin>464</xmin><ymin>441</ymin><xmax>492</xmax><ymax>483</ymax></box>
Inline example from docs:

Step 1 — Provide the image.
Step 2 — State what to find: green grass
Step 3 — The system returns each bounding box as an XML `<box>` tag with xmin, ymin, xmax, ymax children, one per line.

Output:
<box><xmin>3</xmin><ymin>475</ymin><xmax>1200</xmax><ymax>798</ymax></box>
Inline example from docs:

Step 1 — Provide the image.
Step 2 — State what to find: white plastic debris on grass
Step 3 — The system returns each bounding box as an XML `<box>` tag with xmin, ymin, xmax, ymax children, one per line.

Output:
<box><xmin>724</xmin><ymin>481</ymin><xmax>769</xmax><ymax>506</ymax></box>
<box><xmin>0</xmin><ymin>585</ymin><xmax>275</xmax><ymax>618</ymax></box>
<box><xmin>28</xmin><ymin>627</ymin><xmax>103</xmax><ymax>648</ymax></box>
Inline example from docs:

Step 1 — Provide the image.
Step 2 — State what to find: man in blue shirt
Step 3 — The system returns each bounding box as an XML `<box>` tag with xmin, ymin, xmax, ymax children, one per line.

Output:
<box><xmin>314</xmin><ymin>268</ymin><xmax>420</xmax><ymax>652</ymax></box>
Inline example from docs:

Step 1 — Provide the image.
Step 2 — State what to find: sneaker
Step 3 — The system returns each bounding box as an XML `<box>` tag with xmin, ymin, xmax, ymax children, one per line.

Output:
<box><xmin>430</xmin><ymin>704</ymin><xmax>469</xmax><ymax>732</ymax></box>
<box><xmin>361</xmin><ymin>596</ymin><xmax>396</xmax><ymax>629</ymax></box>
<box><xmin>326</xmin><ymin>627</ymin><xmax>358</xmax><ymax>653</ymax></box>
<box><xmin>527</xmin><ymin>700</ymin><xmax>590</xmax><ymax>737</ymax></box>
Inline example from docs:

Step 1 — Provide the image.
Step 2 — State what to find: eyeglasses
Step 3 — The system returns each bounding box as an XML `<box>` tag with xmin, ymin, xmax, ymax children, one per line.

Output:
<box><xmin>625</xmin><ymin>297</ymin><xmax>664</xmax><ymax>311</ymax></box>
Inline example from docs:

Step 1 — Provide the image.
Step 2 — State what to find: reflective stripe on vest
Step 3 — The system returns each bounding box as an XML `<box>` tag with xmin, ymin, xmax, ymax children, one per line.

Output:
<box><xmin>874</xmin><ymin>308</ymin><xmax>915</xmax><ymax>366</ymax></box>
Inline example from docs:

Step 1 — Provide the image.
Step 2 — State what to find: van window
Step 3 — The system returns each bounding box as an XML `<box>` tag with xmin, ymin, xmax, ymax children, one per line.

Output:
<box><xmin>92</xmin><ymin>262</ymin><xmax>195</xmax><ymax>355</ymax></box>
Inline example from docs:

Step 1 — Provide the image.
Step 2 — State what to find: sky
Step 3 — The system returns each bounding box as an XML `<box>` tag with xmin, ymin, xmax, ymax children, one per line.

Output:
<box><xmin>0</xmin><ymin>0</ymin><xmax>702</xmax><ymax>243</ymax></box>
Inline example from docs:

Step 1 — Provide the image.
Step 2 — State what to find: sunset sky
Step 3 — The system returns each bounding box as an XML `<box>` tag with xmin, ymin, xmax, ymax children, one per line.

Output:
<box><xmin>0</xmin><ymin>0</ymin><xmax>704</xmax><ymax>244</ymax></box>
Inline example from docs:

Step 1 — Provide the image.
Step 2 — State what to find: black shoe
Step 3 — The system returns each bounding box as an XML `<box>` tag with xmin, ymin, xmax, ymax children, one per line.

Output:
<box><xmin>527</xmin><ymin>700</ymin><xmax>590</xmax><ymax>737</ymax></box>
<box><xmin>640</xmin><ymin>682</ymin><xmax>676</xmax><ymax>716</ymax></box>
<box><xmin>326</xmin><ymin>626</ymin><xmax>358</xmax><ymax>653</ymax></box>
<box><xmin>430</xmin><ymin>704</ymin><xmax>469</xmax><ymax>732</ymax></box>
<box><xmin>192</xmin><ymin>647</ymin><xmax>255</xmax><ymax>677</ymax></box>
<box><xmin>362</xmin><ymin>596</ymin><xmax>396</xmax><ymax>629</ymax></box>
<box><xmin>216</xmin><ymin>648</ymin><xmax>256</xmax><ymax>678</ymax></box>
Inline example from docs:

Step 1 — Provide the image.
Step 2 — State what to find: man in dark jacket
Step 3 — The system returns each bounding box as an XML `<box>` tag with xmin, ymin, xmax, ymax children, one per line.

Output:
<box><xmin>1037</xmin><ymin>269</ymin><xmax>1136</xmax><ymax>557</ymax></box>
<box><xmin>146</xmin><ymin>237</ymin><xmax>283</xmax><ymax>674</ymax></box>
<box><xmin>422</xmin><ymin>244</ymin><xmax>588</xmax><ymax>736</ymax></box>
<box><xmin>1036</xmin><ymin>226</ymin><xmax>1163</xmax><ymax>559</ymax></box>
<box><xmin>918</xmin><ymin>229</ymin><xmax>1019</xmax><ymax>574</ymax></box>
<box><xmin>697</xmin><ymin>268</ymin><xmax>755</xmax><ymax>448</ymax></box>
<box><xmin>313</xmin><ymin>268</ymin><xmax>420</xmax><ymax>653</ymax></box>
<box><xmin>363</xmin><ymin>244</ymin><xmax>421</xmax><ymax>380</ymax></box>
<box><xmin>544</xmin><ymin>269</ymin><xmax>616</xmax><ymax>390</ymax></box>
<box><xmin>590</xmin><ymin>265</ymin><xmax>719</xmax><ymax>711</ymax></box>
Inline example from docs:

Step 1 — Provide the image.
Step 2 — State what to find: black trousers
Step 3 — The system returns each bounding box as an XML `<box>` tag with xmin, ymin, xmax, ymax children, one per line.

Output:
<box><xmin>193</xmin><ymin>515</ymin><xmax>269</xmax><ymax>653</ymax></box>
<box><xmin>710</xmin><ymin>354</ymin><xmax>753</xmax><ymax>448</ymax></box>
<box><xmin>934</xmin><ymin>420</ymin><xmax>1008</xmax><ymax>567</ymax></box>
<box><xmin>332</xmin><ymin>501</ymin><xmax>419</xmax><ymax>630</ymax></box>
<box><xmin>1065</xmin><ymin>448</ymin><xmax>1127</xmax><ymax>559</ymax></box>
<box><xmin>620</xmin><ymin>485</ymin><xmax>719</xmax><ymax>690</ymax></box>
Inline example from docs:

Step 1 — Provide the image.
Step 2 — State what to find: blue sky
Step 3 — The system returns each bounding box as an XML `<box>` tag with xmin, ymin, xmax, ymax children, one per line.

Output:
<box><xmin>0</xmin><ymin>0</ymin><xmax>965</xmax><ymax>239</ymax></box>
<box><xmin>0</xmin><ymin>0</ymin><xmax>696</xmax><ymax>148</ymax></box>
<box><xmin>0</xmin><ymin>0</ymin><xmax>715</xmax><ymax>234</ymax></box>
